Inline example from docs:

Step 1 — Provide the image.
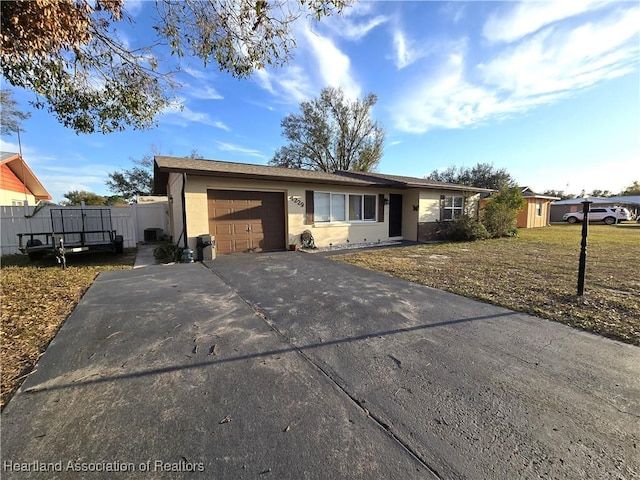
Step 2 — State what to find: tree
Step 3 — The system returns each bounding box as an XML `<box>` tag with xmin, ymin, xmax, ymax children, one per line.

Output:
<box><xmin>0</xmin><ymin>89</ymin><xmax>30</xmax><ymax>136</ymax></box>
<box><xmin>589</xmin><ymin>189</ymin><xmax>612</xmax><ymax>197</ymax></box>
<box><xmin>270</xmin><ymin>87</ymin><xmax>385</xmax><ymax>172</ymax></box>
<box><xmin>106</xmin><ymin>155</ymin><xmax>154</xmax><ymax>202</ymax></box>
<box><xmin>106</xmin><ymin>148</ymin><xmax>202</xmax><ymax>201</ymax></box>
<box><xmin>427</xmin><ymin>163</ymin><xmax>516</xmax><ymax>190</ymax></box>
<box><xmin>481</xmin><ymin>186</ymin><xmax>526</xmax><ymax>238</ymax></box>
<box><xmin>620</xmin><ymin>181</ymin><xmax>640</xmax><ymax>196</ymax></box>
<box><xmin>543</xmin><ymin>189</ymin><xmax>575</xmax><ymax>200</ymax></box>
<box><xmin>1</xmin><ymin>0</ymin><xmax>350</xmax><ymax>134</ymax></box>
<box><xmin>62</xmin><ymin>190</ymin><xmax>106</xmax><ymax>206</ymax></box>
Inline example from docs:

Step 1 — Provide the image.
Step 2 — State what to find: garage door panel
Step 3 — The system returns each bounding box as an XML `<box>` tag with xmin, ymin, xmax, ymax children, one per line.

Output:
<box><xmin>213</xmin><ymin>224</ymin><xmax>234</xmax><ymax>236</ymax></box>
<box><xmin>208</xmin><ymin>190</ymin><xmax>285</xmax><ymax>254</ymax></box>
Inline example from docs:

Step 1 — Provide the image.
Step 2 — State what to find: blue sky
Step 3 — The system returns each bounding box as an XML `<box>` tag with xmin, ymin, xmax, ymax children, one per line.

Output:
<box><xmin>1</xmin><ymin>0</ymin><xmax>639</xmax><ymax>203</ymax></box>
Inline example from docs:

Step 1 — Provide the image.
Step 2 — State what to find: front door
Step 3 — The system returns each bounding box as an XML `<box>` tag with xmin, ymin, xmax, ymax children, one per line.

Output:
<box><xmin>389</xmin><ymin>194</ymin><xmax>403</xmax><ymax>237</ymax></box>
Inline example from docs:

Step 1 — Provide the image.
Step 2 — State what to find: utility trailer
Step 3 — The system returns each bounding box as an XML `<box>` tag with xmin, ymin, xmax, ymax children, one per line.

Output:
<box><xmin>17</xmin><ymin>208</ymin><xmax>124</xmax><ymax>268</ymax></box>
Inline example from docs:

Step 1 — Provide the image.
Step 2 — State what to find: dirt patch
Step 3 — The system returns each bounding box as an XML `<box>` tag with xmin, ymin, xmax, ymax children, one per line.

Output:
<box><xmin>1</xmin><ymin>250</ymin><xmax>135</xmax><ymax>408</ymax></box>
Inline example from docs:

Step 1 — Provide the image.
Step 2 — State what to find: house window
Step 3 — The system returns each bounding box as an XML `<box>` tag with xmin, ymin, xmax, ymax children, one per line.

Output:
<box><xmin>11</xmin><ymin>200</ymin><xmax>25</xmax><ymax>206</ymax></box>
<box><xmin>313</xmin><ymin>192</ymin><xmax>346</xmax><ymax>222</ymax></box>
<box><xmin>312</xmin><ymin>192</ymin><xmax>376</xmax><ymax>222</ymax></box>
<box><xmin>349</xmin><ymin>194</ymin><xmax>376</xmax><ymax>221</ymax></box>
<box><xmin>536</xmin><ymin>202</ymin><xmax>542</xmax><ymax>217</ymax></box>
<box><xmin>443</xmin><ymin>196</ymin><xmax>464</xmax><ymax>220</ymax></box>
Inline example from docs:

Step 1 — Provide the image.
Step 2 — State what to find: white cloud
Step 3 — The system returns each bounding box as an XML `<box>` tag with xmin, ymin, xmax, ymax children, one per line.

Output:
<box><xmin>213</xmin><ymin>121</ymin><xmax>230</xmax><ymax>131</ymax></box>
<box><xmin>0</xmin><ymin>139</ymin><xmax>21</xmax><ymax>154</ymax></box>
<box><xmin>123</xmin><ymin>0</ymin><xmax>143</xmax><ymax>16</ymax></box>
<box><xmin>187</xmin><ymin>85</ymin><xmax>223</xmax><ymax>100</ymax></box>
<box><xmin>483</xmin><ymin>0</ymin><xmax>614</xmax><ymax>43</ymax></box>
<box><xmin>303</xmin><ymin>27</ymin><xmax>361</xmax><ymax>99</ymax></box>
<box><xmin>479</xmin><ymin>7</ymin><xmax>640</xmax><ymax>97</ymax></box>
<box><xmin>253</xmin><ymin>69</ymin><xmax>275</xmax><ymax>95</ymax></box>
<box><xmin>182</xmin><ymin>67</ymin><xmax>206</xmax><ymax>79</ymax></box>
<box><xmin>253</xmin><ymin>65</ymin><xmax>314</xmax><ymax>104</ymax></box>
<box><xmin>217</xmin><ymin>142</ymin><xmax>266</xmax><ymax>159</ymax></box>
<box><xmin>393</xmin><ymin>29</ymin><xmax>424</xmax><ymax>69</ymax></box>
<box><xmin>440</xmin><ymin>3</ymin><xmax>466</xmax><ymax>24</ymax></box>
<box><xmin>392</xmin><ymin>6</ymin><xmax>640</xmax><ymax>134</ymax></box>
<box><xmin>325</xmin><ymin>14</ymin><xmax>388</xmax><ymax>40</ymax></box>
<box><xmin>162</xmin><ymin>98</ymin><xmax>230</xmax><ymax>130</ymax></box>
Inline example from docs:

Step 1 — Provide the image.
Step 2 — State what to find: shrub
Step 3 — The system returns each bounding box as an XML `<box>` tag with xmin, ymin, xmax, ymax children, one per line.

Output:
<box><xmin>440</xmin><ymin>215</ymin><xmax>490</xmax><ymax>241</ymax></box>
<box><xmin>153</xmin><ymin>242</ymin><xmax>182</xmax><ymax>263</ymax></box>
<box><xmin>482</xmin><ymin>187</ymin><xmax>526</xmax><ymax>238</ymax></box>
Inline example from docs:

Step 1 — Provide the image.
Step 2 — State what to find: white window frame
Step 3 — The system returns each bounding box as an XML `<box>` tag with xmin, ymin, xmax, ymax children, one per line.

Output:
<box><xmin>314</xmin><ymin>191</ymin><xmax>377</xmax><ymax>223</ymax></box>
<box><xmin>443</xmin><ymin>196</ymin><xmax>464</xmax><ymax>221</ymax></box>
<box><xmin>313</xmin><ymin>192</ymin><xmax>347</xmax><ymax>223</ymax></box>
<box><xmin>348</xmin><ymin>194</ymin><xmax>377</xmax><ymax>222</ymax></box>
<box><xmin>535</xmin><ymin>202</ymin><xmax>542</xmax><ymax>217</ymax></box>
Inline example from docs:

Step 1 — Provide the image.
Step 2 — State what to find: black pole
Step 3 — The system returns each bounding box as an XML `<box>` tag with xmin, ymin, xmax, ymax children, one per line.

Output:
<box><xmin>577</xmin><ymin>200</ymin><xmax>592</xmax><ymax>296</ymax></box>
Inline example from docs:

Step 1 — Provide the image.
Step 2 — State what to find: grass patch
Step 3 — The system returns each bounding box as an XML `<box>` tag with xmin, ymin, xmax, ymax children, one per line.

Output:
<box><xmin>1</xmin><ymin>249</ymin><xmax>135</xmax><ymax>409</ymax></box>
<box><xmin>336</xmin><ymin>225</ymin><xmax>639</xmax><ymax>346</ymax></box>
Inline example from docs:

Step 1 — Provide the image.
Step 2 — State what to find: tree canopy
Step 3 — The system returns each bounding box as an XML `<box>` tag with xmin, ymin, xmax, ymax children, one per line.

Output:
<box><xmin>61</xmin><ymin>190</ymin><xmax>126</xmax><ymax>206</ymax></box>
<box><xmin>62</xmin><ymin>190</ymin><xmax>106</xmax><ymax>206</ymax></box>
<box><xmin>0</xmin><ymin>89</ymin><xmax>30</xmax><ymax>136</ymax></box>
<box><xmin>1</xmin><ymin>0</ymin><xmax>350</xmax><ymax>134</ymax></box>
<box><xmin>427</xmin><ymin>163</ymin><xmax>516</xmax><ymax>190</ymax></box>
<box><xmin>543</xmin><ymin>190</ymin><xmax>575</xmax><ymax>200</ymax></box>
<box><xmin>620</xmin><ymin>181</ymin><xmax>640</xmax><ymax>196</ymax></box>
<box><xmin>106</xmin><ymin>148</ymin><xmax>202</xmax><ymax>201</ymax></box>
<box><xmin>269</xmin><ymin>87</ymin><xmax>385</xmax><ymax>172</ymax></box>
<box><xmin>106</xmin><ymin>155</ymin><xmax>154</xmax><ymax>202</ymax></box>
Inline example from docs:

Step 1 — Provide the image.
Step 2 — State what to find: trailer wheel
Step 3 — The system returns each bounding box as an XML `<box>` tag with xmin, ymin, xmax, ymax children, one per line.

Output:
<box><xmin>114</xmin><ymin>235</ymin><xmax>124</xmax><ymax>254</ymax></box>
<box><xmin>26</xmin><ymin>239</ymin><xmax>45</xmax><ymax>260</ymax></box>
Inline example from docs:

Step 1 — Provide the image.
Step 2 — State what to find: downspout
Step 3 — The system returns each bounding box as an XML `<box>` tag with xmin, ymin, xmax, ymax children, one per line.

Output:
<box><xmin>181</xmin><ymin>173</ymin><xmax>188</xmax><ymax>249</ymax></box>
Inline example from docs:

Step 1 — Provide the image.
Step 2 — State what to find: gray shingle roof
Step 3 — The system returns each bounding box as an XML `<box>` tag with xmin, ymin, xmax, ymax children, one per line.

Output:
<box><xmin>153</xmin><ymin>156</ymin><xmax>495</xmax><ymax>194</ymax></box>
<box><xmin>154</xmin><ymin>156</ymin><xmax>384</xmax><ymax>190</ymax></box>
<box><xmin>335</xmin><ymin>171</ymin><xmax>495</xmax><ymax>193</ymax></box>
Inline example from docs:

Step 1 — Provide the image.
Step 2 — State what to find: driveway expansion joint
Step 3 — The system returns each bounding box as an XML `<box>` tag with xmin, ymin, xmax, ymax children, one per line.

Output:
<box><xmin>205</xmin><ymin>262</ymin><xmax>442</xmax><ymax>479</ymax></box>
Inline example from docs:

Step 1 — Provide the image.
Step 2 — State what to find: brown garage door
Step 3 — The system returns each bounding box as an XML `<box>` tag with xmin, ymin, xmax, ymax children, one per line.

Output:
<box><xmin>207</xmin><ymin>190</ymin><xmax>286</xmax><ymax>254</ymax></box>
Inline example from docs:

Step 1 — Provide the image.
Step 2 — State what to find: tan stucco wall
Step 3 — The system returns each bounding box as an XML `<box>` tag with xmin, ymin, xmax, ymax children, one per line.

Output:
<box><xmin>165</xmin><ymin>174</ymin><xmax>484</xmax><ymax>250</ymax></box>
<box><xmin>402</xmin><ymin>189</ymin><xmax>419</xmax><ymax>242</ymax></box>
<box><xmin>0</xmin><ymin>189</ymin><xmax>37</xmax><ymax>206</ymax></box>
<box><xmin>167</xmin><ymin>173</ymin><xmax>185</xmax><ymax>244</ymax></box>
<box><xmin>179</xmin><ymin>175</ymin><xmax>395</xmax><ymax>250</ymax></box>
<box><xmin>419</xmin><ymin>190</ymin><xmax>480</xmax><ymax>221</ymax></box>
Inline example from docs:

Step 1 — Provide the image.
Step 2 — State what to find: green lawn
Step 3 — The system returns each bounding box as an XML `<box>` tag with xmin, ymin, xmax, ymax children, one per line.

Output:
<box><xmin>335</xmin><ymin>224</ymin><xmax>640</xmax><ymax>346</ymax></box>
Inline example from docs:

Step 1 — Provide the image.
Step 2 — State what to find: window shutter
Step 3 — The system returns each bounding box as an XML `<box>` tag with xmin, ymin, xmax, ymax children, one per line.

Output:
<box><xmin>305</xmin><ymin>190</ymin><xmax>314</xmax><ymax>224</ymax></box>
<box><xmin>378</xmin><ymin>194</ymin><xmax>385</xmax><ymax>222</ymax></box>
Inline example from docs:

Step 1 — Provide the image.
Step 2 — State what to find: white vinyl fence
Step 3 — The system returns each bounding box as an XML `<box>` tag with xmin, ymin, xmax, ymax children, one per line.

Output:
<box><xmin>1</xmin><ymin>202</ymin><xmax>169</xmax><ymax>256</ymax></box>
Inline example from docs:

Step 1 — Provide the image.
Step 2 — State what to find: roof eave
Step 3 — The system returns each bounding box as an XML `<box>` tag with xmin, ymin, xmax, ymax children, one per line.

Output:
<box><xmin>154</xmin><ymin>165</ymin><xmax>383</xmax><ymax>188</ymax></box>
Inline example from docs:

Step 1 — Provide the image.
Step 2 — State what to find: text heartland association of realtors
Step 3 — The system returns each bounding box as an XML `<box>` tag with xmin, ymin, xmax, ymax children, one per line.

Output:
<box><xmin>2</xmin><ymin>460</ymin><xmax>205</xmax><ymax>473</ymax></box>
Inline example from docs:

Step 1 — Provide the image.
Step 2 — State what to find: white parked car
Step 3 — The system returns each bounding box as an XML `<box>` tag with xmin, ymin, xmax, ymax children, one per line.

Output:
<box><xmin>563</xmin><ymin>207</ymin><xmax>631</xmax><ymax>224</ymax></box>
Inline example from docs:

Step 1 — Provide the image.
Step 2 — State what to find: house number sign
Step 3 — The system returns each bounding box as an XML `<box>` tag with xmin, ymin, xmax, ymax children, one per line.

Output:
<box><xmin>289</xmin><ymin>196</ymin><xmax>304</xmax><ymax>208</ymax></box>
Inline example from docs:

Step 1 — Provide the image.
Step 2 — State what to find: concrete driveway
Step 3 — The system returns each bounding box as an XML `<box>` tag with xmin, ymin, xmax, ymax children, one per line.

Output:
<box><xmin>208</xmin><ymin>252</ymin><xmax>640</xmax><ymax>480</ymax></box>
<box><xmin>2</xmin><ymin>252</ymin><xmax>639</xmax><ymax>479</ymax></box>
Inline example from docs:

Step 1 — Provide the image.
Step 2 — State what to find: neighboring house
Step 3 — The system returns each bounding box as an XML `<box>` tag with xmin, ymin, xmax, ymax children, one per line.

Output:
<box><xmin>479</xmin><ymin>187</ymin><xmax>559</xmax><ymax>228</ymax></box>
<box><xmin>0</xmin><ymin>152</ymin><xmax>51</xmax><ymax>206</ymax></box>
<box><xmin>550</xmin><ymin>196</ymin><xmax>640</xmax><ymax>222</ymax></box>
<box><xmin>153</xmin><ymin>156</ymin><xmax>492</xmax><ymax>254</ymax></box>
